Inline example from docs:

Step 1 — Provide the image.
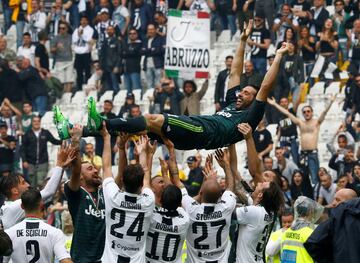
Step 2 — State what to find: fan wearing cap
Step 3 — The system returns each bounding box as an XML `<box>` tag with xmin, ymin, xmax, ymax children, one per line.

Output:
<box><xmin>94</xmin><ymin>8</ymin><xmax>119</xmax><ymax>51</ymax></box>
<box><xmin>0</xmin><ymin>121</ymin><xmax>16</xmax><ymax>174</ymax></box>
<box><xmin>182</xmin><ymin>155</ymin><xmax>204</xmax><ymax>197</ymax></box>
<box><xmin>118</xmin><ymin>92</ymin><xmax>136</xmax><ymax>118</ymax></box>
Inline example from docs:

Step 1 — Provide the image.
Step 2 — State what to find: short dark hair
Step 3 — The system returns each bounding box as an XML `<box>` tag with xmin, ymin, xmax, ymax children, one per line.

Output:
<box><xmin>23</xmin><ymin>32</ymin><xmax>31</xmax><ymax>37</ymax></box>
<box><xmin>334</xmin><ymin>0</ymin><xmax>345</xmax><ymax>4</ymax></box>
<box><xmin>123</xmin><ymin>164</ymin><xmax>144</xmax><ymax>193</ymax></box>
<box><xmin>282</xmin><ymin>207</ymin><xmax>294</xmax><ymax>217</ymax></box>
<box><xmin>301</xmin><ymin>105</ymin><xmax>313</xmax><ymax>112</ymax></box>
<box><xmin>130</xmin><ymin>104</ymin><xmax>140</xmax><ymax>111</ymax></box>
<box><xmin>183</xmin><ymin>80</ymin><xmax>197</xmax><ymax>92</ymax></box>
<box><xmin>104</xmin><ymin>100</ymin><xmax>113</xmax><ymax>105</ymax></box>
<box><xmin>0</xmin><ymin>174</ymin><xmax>20</xmax><ymax>199</ymax></box>
<box><xmin>38</xmin><ymin>30</ymin><xmax>48</xmax><ymax>41</ymax></box>
<box><xmin>275</xmin><ymin>146</ymin><xmax>283</xmax><ymax>151</ymax></box>
<box><xmin>225</xmin><ymin>55</ymin><xmax>233</xmax><ymax>60</ymax></box>
<box><xmin>338</xmin><ymin>134</ymin><xmax>347</xmax><ymax>141</ymax></box>
<box><xmin>21</xmin><ymin>188</ymin><xmax>42</xmax><ymax>213</ymax></box>
<box><xmin>22</xmin><ymin>101</ymin><xmax>32</xmax><ymax>106</ymax></box>
<box><xmin>261</xmin><ymin>181</ymin><xmax>284</xmax><ymax>215</ymax></box>
<box><xmin>161</xmin><ymin>185</ymin><xmax>182</xmax><ymax>211</ymax></box>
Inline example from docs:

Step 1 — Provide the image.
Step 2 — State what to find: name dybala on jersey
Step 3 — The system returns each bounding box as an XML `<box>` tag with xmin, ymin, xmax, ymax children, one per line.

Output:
<box><xmin>236</xmin><ymin>205</ymin><xmax>274</xmax><ymax>263</ymax></box>
<box><xmin>102</xmin><ymin>177</ymin><xmax>155</xmax><ymax>263</ymax></box>
<box><xmin>181</xmin><ymin>188</ymin><xmax>236</xmax><ymax>263</ymax></box>
<box><xmin>5</xmin><ymin>218</ymin><xmax>70</xmax><ymax>263</ymax></box>
<box><xmin>146</xmin><ymin>206</ymin><xmax>190</xmax><ymax>263</ymax></box>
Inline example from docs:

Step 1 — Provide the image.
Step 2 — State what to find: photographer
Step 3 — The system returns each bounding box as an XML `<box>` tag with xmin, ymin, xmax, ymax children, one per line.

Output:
<box><xmin>273</xmin><ymin>3</ymin><xmax>299</xmax><ymax>46</ymax></box>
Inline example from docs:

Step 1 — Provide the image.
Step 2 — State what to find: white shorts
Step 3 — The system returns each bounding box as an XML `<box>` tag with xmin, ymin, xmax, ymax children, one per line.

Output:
<box><xmin>54</xmin><ymin>61</ymin><xmax>75</xmax><ymax>84</ymax></box>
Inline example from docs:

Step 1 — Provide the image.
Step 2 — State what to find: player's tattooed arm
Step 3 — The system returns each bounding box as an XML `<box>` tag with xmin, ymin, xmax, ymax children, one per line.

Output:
<box><xmin>215</xmin><ymin>148</ymin><xmax>235</xmax><ymax>192</ymax></box>
<box><xmin>135</xmin><ymin>135</ymin><xmax>152</xmax><ymax>189</ymax></box>
<box><xmin>238</xmin><ymin>123</ymin><xmax>265</xmax><ymax>185</ymax></box>
<box><xmin>116</xmin><ymin>133</ymin><xmax>129</xmax><ymax>188</ymax></box>
<box><xmin>163</xmin><ymin>137</ymin><xmax>184</xmax><ymax>189</ymax></box>
<box><xmin>100</xmin><ymin>122</ymin><xmax>112</xmax><ymax>179</ymax></box>
<box><xmin>68</xmin><ymin>124</ymin><xmax>83</xmax><ymax>191</ymax></box>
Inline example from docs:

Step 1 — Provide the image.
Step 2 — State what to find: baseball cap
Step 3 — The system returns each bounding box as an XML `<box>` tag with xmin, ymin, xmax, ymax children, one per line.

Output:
<box><xmin>99</xmin><ymin>7</ymin><xmax>109</xmax><ymax>14</ymax></box>
<box><xmin>187</xmin><ymin>156</ymin><xmax>196</xmax><ymax>163</ymax></box>
<box><xmin>126</xmin><ymin>92</ymin><xmax>135</xmax><ymax>99</ymax></box>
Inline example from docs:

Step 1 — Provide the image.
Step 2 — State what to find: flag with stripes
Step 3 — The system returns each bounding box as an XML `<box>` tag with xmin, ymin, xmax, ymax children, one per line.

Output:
<box><xmin>165</xmin><ymin>9</ymin><xmax>210</xmax><ymax>79</ymax></box>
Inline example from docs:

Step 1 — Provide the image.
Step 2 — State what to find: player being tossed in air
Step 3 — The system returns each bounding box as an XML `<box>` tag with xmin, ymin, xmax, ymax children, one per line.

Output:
<box><xmin>53</xmin><ymin>21</ymin><xmax>289</xmax><ymax>150</ymax></box>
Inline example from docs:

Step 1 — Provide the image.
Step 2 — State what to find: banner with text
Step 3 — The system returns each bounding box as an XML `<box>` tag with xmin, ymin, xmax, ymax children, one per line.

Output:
<box><xmin>165</xmin><ymin>10</ymin><xmax>210</xmax><ymax>79</ymax></box>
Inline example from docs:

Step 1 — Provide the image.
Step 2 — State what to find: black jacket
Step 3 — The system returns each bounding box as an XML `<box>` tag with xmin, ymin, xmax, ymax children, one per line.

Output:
<box><xmin>99</xmin><ymin>36</ymin><xmax>123</xmax><ymax>72</ymax></box>
<box><xmin>214</xmin><ymin>68</ymin><xmax>229</xmax><ymax>105</ymax></box>
<box><xmin>18</xmin><ymin>66</ymin><xmax>48</xmax><ymax>100</ymax></box>
<box><xmin>0</xmin><ymin>67</ymin><xmax>23</xmax><ymax>103</ymax></box>
<box><xmin>309</xmin><ymin>7</ymin><xmax>329</xmax><ymax>35</ymax></box>
<box><xmin>304</xmin><ymin>198</ymin><xmax>360</xmax><ymax>263</ymax></box>
<box><xmin>328</xmin><ymin>154</ymin><xmax>355</xmax><ymax>179</ymax></box>
<box><xmin>122</xmin><ymin>40</ymin><xmax>143</xmax><ymax>73</ymax></box>
<box><xmin>142</xmin><ymin>36</ymin><xmax>165</xmax><ymax>70</ymax></box>
<box><xmin>21</xmin><ymin>129</ymin><xmax>61</xmax><ymax>165</ymax></box>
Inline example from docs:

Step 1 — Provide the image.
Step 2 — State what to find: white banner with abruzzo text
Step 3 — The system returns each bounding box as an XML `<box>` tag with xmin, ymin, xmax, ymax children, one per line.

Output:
<box><xmin>165</xmin><ymin>9</ymin><xmax>210</xmax><ymax>79</ymax></box>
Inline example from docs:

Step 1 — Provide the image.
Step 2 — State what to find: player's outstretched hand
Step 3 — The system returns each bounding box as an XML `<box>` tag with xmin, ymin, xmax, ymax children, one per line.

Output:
<box><xmin>203</xmin><ymin>154</ymin><xmax>217</xmax><ymax>180</ymax></box>
<box><xmin>135</xmin><ymin>135</ymin><xmax>148</xmax><ymax>154</ymax></box>
<box><xmin>116</xmin><ymin>132</ymin><xmax>129</xmax><ymax>150</ymax></box>
<box><xmin>276</xmin><ymin>42</ymin><xmax>289</xmax><ymax>56</ymax></box>
<box><xmin>146</xmin><ymin>138</ymin><xmax>158</xmax><ymax>157</ymax></box>
<box><xmin>99</xmin><ymin>121</ymin><xmax>110</xmax><ymax>138</ymax></box>
<box><xmin>69</xmin><ymin>124</ymin><xmax>83</xmax><ymax>141</ymax></box>
<box><xmin>214</xmin><ymin>148</ymin><xmax>230</xmax><ymax>168</ymax></box>
<box><xmin>57</xmin><ymin>141</ymin><xmax>77</xmax><ymax>168</ymax></box>
<box><xmin>240</xmin><ymin>19</ymin><xmax>253</xmax><ymax>41</ymax></box>
<box><xmin>238</xmin><ymin>123</ymin><xmax>253</xmax><ymax>140</ymax></box>
<box><xmin>267</xmin><ymin>97</ymin><xmax>276</xmax><ymax>106</ymax></box>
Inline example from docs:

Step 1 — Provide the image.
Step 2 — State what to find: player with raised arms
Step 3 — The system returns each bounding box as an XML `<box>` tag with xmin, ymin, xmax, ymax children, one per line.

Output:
<box><xmin>145</xmin><ymin>136</ymin><xmax>190</xmax><ymax>263</ymax></box>
<box><xmin>100</xmin><ymin>125</ymin><xmax>155</xmax><ymax>263</ymax></box>
<box><xmin>53</xmin><ymin>22</ymin><xmax>289</xmax><ymax>151</ymax></box>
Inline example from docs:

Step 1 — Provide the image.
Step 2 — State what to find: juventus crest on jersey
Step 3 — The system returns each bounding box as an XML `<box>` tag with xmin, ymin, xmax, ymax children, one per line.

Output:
<box><xmin>146</xmin><ymin>206</ymin><xmax>190</xmax><ymax>263</ymax></box>
<box><xmin>5</xmin><ymin>218</ymin><xmax>70</xmax><ymax>263</ymax></box>
<box><xmin>181</xmin><ymin>188</ymin><xmax>236</xmax><ymax>263</ymax></box>
<box><xmin>101</xmin><ymin>177</ymin><xmax>155</xmax><ymax>263</ymax></box>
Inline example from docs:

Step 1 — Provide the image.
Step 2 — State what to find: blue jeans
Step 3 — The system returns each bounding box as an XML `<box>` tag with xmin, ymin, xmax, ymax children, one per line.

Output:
<box><xmin>146</xmin><ymin>68</ymin><xmax>162</xmax><ymax>90</ymax></box>
<box><xmin>33</xmin><ymin>96</ymin><xmax>48</xmax><ymax>117</ymax></box>
<box><xmin>3</xmin><ymin>6</ymin><xmax>12</xmax><ymax>34</ymax></box>
<box><xmin>251</xmin><ymin>57</ymin><xmax>267</xmax><ymax>76</ymax></box>
<box><xmin>211</xmin><ymin>12</ymin><xmax>237</xmax><ymax>36</ymax></box>
<box><xmin>280</xmin><ymin>137</ymin><xmax>300</xmax><ymax>165</ymax></box>
<box><xmin>124</xmin><ymin>72</ymin><xmax>142</xmax><ymax>93</ymax></box>
<box><xmin>70</xmin><ymin>4</ymin><xmax>80</xmax><ymax>28</ymax></box>
<box><xmin>16</xmin><ymin>20</ymin><xmax>26</xmax><ymax>48</ymax></box>
<box><xmin>301</xmin><ymin>151</ymin><xmax>320</xmax><ymax>185</ymax></box>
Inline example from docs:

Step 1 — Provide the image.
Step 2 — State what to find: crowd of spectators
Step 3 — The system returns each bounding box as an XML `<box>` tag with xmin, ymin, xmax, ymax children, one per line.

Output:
<box><xmin>1</xmin><ymin>0</ymin><xmax>360</xmax><ymax>262</ymax></box>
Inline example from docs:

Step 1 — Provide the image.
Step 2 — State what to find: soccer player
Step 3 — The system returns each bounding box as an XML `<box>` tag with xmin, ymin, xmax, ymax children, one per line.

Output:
<box><xmin>146</xmin><ymin>137</ymin><xmax>190</xmax><ymax>263</ymax></box>
<box><xmin>234</xmin><ymin>180</ymin><xmax>284</xmax><ymax>263</ymax></box>
<box><xmin>5</xmin><ymin>188</ymin><xmax>72</xmax><ymax>263</ymax></box>
<box><xmin>0</xmin><ymin>142</ymin><xmax>75</xmax><ymax>230</ymax></box>
<box><xmin>64</xmin><ymin>125</ymin><xmax>106</xmax><ymax>263</ymax></box>
<box><xmin>170</xmin><ymin>146</ymin><xmax>236</xmax><ymax>263</ymax></box>
<box><xmin>54</xmin><ymin>22</ymin><xmax>289</xmax><ymax>151</ymax></box>
<box><xmin>100</xmin><ymin>126</ymin><xmax>155</xmax><ymax>262</ymax></box>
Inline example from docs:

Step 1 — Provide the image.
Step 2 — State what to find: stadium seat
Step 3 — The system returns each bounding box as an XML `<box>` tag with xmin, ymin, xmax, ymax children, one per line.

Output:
<box><xmin>72</xmin><ymin>91</ymin><xmax>86</xmax><ymax>105</ymax></box>
<box><xmin>325</xmin><ymin>82</ymin><xmax>341</xmax><ymax>95</ymax></box>
<box><xmin>99</xmin><ymin>90</ymin><xmax>114</xmax><ymax>103</ymax></box>
<box><xmin>309</xmin><ymin>82</ymin><xmax>325</xmax><ymax>96</ymax></box>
